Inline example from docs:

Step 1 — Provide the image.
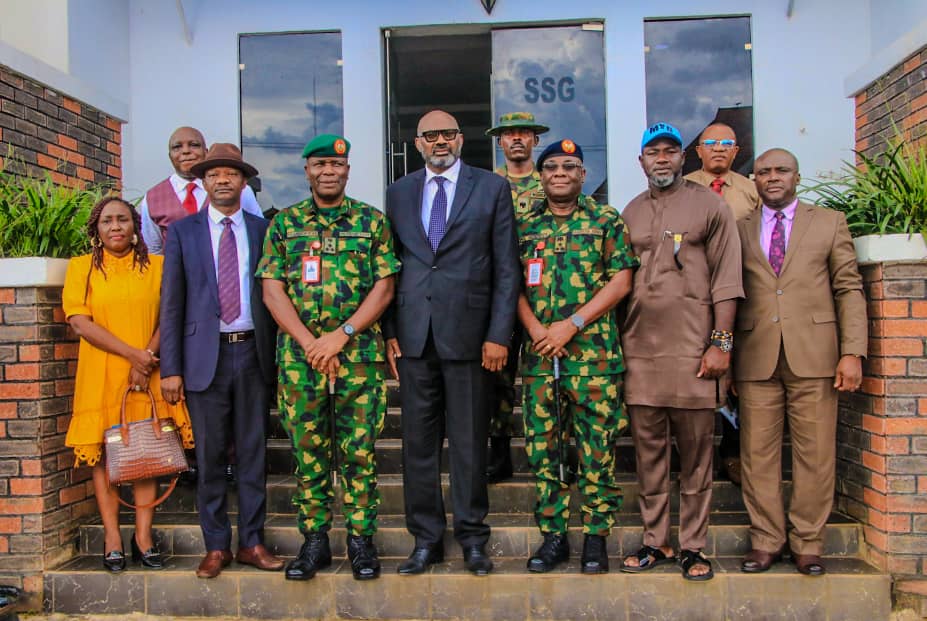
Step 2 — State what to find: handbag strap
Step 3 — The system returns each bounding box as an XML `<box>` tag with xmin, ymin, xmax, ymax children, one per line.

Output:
<box><xmin>115</xmin><ymin>477</ymin><xmax>179</xmax><ymax>510</ymax></box>
<box><xmin>119</xmin><ymin>387</ymin><xmax>163</xmax><ymax>445</ymax></box>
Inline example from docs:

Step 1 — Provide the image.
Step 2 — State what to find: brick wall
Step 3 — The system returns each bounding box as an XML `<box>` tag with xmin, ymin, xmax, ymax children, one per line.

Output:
<box><xmin>855</xmin><ymin>45</ymin><xmax>927</xmax><ymax>161</ymax></box>
<box><xmin>0</xmin><ymin>284</ymin><xmax>90</xmax><ymax>601</ymax></box>
<box><xmin>837</xmin><ymin>261</ymin><xmax>927</xmax><ymax>576</ymax></box>
<box><xmin>0</xmin><ymin>63</ymin><xmax>122</xmax><ymax>188</ymax></box>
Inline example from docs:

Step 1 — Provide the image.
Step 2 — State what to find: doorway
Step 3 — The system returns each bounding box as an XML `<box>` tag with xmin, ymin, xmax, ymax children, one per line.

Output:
<box><xmin>385</xmin><ymin>28</ymin><xmax>493</xmax><ymax>183</ymax></box>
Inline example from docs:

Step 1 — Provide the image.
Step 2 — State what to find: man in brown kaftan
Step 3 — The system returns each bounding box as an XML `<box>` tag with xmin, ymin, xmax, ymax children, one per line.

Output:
<box><xmin>619</xmin><ymin>122</ymin><xmax>743</xmax><ymax>581</ymax></box>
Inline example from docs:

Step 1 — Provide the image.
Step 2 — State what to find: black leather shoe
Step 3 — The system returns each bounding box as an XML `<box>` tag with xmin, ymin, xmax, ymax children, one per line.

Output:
<box><xmin>347</xmin><ymin>535</ymin><xmax>381</xmax><ymax>581</ymax></box>
<box><xmin>285</xmin><ymin>532</ymin><xmax>332</xmax><ymax>581</ymax></box>
<box><xmin>102</xmin><ymin>549</ymin><xmax>126</xmax><ymax>573</ymax></box>
<box><xmin>486</xmin><ymin>436</ymin><xmax>514</xmax><ymax>484</ymax></box>
<box><xmin>527</xmin><ymin>532</ymin><xmax>570</xmax><ymax>573</ymax></box>
<box><xmin>131</xmin><ymin>531</ymin><xmax>163</xmax><ymax>569</ymax></box>
<box><xmin>178</xmin><ymin>463</ymin><xmax>198</xmax><ymax>487</ymax></box>
<box><xmin>397</xmin><ymin>543</ymin><xmax>444</xmax><ymax>575</ymax></box>
<box><xmin>463</xmin><ymin>544</ymin><xmax>493</xmax><ymax>576</ymax></box>
<box><xmin>580</xmin><ymin>534</ymin><xmax>608</xmax><ymax>574</ymax></box>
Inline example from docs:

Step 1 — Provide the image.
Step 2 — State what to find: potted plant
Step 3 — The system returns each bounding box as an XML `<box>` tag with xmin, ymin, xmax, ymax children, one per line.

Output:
<box><xmin>803</xmin><ymin>133</ymin><xmax>927</xmax><ymax>263</ymax></box>
<box><xmin>0</xmin><ymin>150</ymin><xmax>108</xmax><ymax>286</ymax></box>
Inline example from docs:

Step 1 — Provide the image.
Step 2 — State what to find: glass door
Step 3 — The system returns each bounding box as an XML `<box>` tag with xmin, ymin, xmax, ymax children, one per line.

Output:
<box><xmin>491</xmin><ymin>24</ymin><xmax>608</xmax><ymax>202</ymax></box>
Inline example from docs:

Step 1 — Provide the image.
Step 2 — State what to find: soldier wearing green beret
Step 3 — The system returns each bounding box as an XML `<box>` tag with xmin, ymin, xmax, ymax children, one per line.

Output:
<box><xmin>484</xmin><ymin>112</ymin><xmax>550</xmax><ymax>483</ymax></box>
<box><xmin>258</xmin><ymin>134</ymin><xmax>401</xmax><ymax>582</ymax></box>
<box><xmin>517</xmin><ymin>139</ymin><xmax>639</xmax><ymax>574</ymax></box>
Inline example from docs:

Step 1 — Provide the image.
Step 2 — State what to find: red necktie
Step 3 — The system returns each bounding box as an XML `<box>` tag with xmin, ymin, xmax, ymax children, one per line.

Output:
<box><xmin>710</xmin><ymin>177</ymin><xmax>724</xmax><ymax>195</ymax></box>
<box><xmin>182</xmin><ymin>182</ymin><xmax>198</xmax><ymax>214</ymax></box>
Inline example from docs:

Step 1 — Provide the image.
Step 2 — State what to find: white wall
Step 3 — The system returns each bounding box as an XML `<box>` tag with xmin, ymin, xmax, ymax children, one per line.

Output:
<box><xmin>67</xmin><ymin>0</ymin><xmax>130</xmax><ymax>108</ymax></box>
<box><xmin>124</xmin><ymin>0</ymin><xmax>869</xmax><ymax>207</ymax></box>
<box><xmin>0</xmin><ymin>0</ymin><xmax>69</xmax><ymax>73</ymax></box>
<box><xmin>869</xmin><ymin>0</ymin><xmax>927</xmax><ymax>51</ymax></box>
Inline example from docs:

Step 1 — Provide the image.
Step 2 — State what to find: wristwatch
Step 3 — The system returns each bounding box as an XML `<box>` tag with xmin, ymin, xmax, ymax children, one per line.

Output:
<box><xmin>570</xmin><ymin>314</ymin><xmax>585</xmax><ymax>331</ymax></box>
<box><xmin>341</xmin><ymin>323</ymin><xmax>356</xmax><ymax>338</ymax></box>
<box><xmin>710</xmin><ymin>329</ymin><xmax>733</xmax><ymax>353</ymax></box>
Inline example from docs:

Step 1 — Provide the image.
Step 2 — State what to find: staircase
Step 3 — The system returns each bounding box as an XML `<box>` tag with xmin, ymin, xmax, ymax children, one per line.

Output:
<box><xmin>43</xmin><ymin>381</ymin><xmax>892</xmax><ymax>620</ymax></box>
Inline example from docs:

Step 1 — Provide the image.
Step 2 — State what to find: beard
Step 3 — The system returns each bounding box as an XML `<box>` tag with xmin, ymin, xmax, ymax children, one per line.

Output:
<box><xmin>420</xmin><ymin>143</ymin><xmax>461</xmax><ymax>170</ymax></box>
<box><xmin>648</xmin><ymin>171</ymin><xmax>677</xmax><ymax>188</ymax></box>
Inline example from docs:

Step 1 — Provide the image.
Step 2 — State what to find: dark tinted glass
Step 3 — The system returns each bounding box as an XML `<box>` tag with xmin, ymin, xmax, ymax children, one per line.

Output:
<box><xmin>240</xmin><ymin>32</ymin><xmax>344</xmax><ymax>210</ymax></box>
<box><xmin>644</xmin><ymin>17</ymin><xmax>754</xmax><ymax>176</ymax></box>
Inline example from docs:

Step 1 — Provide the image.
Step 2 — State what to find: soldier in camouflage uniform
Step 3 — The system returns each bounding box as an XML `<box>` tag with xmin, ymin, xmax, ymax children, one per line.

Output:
<box><xmin>517</xmin><ymin>139</ymin><xmax>639</xmax><ymax>574</ymax></box>
<box><xmin>484</xmin><ymin>112</ymin><xmax>550</xmax><ymax>483</ymax></box>
<box><xmin>258</xmin><ymin>134</ymin><xmax>400</xmax><ymax>582</ymax></box>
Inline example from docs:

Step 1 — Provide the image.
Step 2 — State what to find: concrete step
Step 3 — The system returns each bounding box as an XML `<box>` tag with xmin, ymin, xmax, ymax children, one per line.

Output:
<box><xmin>148</xmin><ymin>474</ymin><xmax>778</xmax><ymax>516</ymax></box>
<box><xmin>44</xmin><ymin>556</ymin><xmax>891</xmax><ymax>620</ymax></box>
<box><xmin>263</xmin><ymin>436</ymin><xmax>794</xmax><ymax>477</ymax></box>
<box><xmin>81</xmin><ymin>511</ymin><xmax>863</xmax><ymax>560</ymax></box>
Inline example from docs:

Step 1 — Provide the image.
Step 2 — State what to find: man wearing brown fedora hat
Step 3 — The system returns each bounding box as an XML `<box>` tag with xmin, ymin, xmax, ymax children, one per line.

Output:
<box><xmin>160</xmin><ymin>143</ymin><xmax>283</xmax><ymax>579</ymax></box>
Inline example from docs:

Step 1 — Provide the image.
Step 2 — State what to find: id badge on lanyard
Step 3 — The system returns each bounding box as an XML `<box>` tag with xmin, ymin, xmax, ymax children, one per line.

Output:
<box><xmin>526</xmin><ymin>241</ymin><xmax>545</xmax><ymax>287</ymax></box>
<box><xmin>301</xmin><ymin>240</ymin><xmax>323</xmax><ymax>284</ymax></box>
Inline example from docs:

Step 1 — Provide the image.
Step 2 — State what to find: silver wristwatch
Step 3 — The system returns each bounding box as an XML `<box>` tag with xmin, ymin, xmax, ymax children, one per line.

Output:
<box><xmin>342</xmin><ymin>323</ymin><xmax>356</xmax><ymax>338</ymax></box>
<box><xmin>570</xmin><ymin>314</ymin><xmax>585</xmax><ymax>331</ymax></box>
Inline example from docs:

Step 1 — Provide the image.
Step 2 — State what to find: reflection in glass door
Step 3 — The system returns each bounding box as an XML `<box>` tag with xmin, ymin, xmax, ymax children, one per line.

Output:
<box><xmin>491</xmin><ymin>24</ymin><xmax>608</xmax><ymax>202</ymax></box>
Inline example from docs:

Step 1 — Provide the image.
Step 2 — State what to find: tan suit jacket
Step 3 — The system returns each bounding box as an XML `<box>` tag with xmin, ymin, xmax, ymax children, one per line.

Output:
<box><xmin>734</xmin><ymin>201</ymin><xmax>867</xmax><ymax>380</ymax></box>
<box><xmin>685</xmin><ymin>169</ymin><xmax>760</xmax><ymax>222</ymax></box>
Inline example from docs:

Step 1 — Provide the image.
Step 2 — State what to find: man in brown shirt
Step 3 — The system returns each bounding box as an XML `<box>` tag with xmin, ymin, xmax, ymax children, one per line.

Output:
<box><xmin>620</xmin><ymin>122</ymin><xmax>743</xmax><ymax>581</ymax></box>
<box><xmin>684</xmin><ymin>122</ymin><xmax>761</xmax><ymax>486</ymax></box>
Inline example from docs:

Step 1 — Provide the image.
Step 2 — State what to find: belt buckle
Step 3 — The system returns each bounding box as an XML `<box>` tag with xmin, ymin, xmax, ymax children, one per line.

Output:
<box><xmin>228</xmin><ymin>332</ymin><xmax>241</xmax><ymax>343</ymax></box>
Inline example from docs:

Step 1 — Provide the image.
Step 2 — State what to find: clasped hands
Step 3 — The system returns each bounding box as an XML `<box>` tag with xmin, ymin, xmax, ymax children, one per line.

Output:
<box><xmin>128</xmin><ymin>347</ymin><xmax>158</xmax><ymax>393</ymax></box>
<box><xmin>529</xmin><ymin>319</ymin><xmax>578</xmax><ymax>359</ymax></box>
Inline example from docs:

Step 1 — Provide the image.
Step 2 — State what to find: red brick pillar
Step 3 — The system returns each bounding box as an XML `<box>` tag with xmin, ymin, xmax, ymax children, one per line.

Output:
<box><xmin>0</xmin><ymin>284</ymin><xmax>89</xmax><ymax>604</ymax></box>
<box><xmin>837</xmin><ymin>261</ymin><xmax>927</xmax><ymax>575</ymax></box>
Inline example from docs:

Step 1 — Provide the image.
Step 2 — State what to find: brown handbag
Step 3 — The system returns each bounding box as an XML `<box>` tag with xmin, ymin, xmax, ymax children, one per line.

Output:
<box><xmin>104</xmin><ymin>387</ymin><xmax>189</xmax><ymax>509</ymax></box>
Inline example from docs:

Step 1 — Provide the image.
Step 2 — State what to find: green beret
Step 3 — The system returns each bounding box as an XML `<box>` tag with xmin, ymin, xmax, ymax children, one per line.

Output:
<box><xmin>301</xmin><ymin>134</ymin><xmax>350</xmax><ymax>159</ymax></box>
<box><xmin>486</xmin><ymin>112</ymin><xmax>550</xmax><ymax>136</ymax></box>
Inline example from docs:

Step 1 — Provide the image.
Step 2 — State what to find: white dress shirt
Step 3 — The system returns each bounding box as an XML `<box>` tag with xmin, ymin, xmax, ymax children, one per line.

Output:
<box><xmin>420</xmin><ymin>158</ymin><xmax>461</xmax><ymax>234</ymax></box>
<box><xmin>140</xmin><ymin>172</ymin><xmax>263</xmax><ymax>255</ymax></box>
<box><xmin>206</xmin><ymin>205</ymin><xmax>254</xmax><ymax>332</ymax></box>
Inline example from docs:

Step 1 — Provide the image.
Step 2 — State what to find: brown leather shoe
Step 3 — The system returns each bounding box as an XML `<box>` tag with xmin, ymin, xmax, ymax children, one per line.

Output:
<box><xmin>741</xmin><ymin>548</ymin><xmax>783</xmax><ymax>573</ymax></box>
<box><xmin>196</xmin><ymin>549</ymin><xmax>232</xmax><ymax>579</ymax></box>
<box><xmin>237</xmin><ymin>544</ymin><xmax>284</xmax><ymax>571</ymax></box>
<box><xmin>793</xmin><ymin>553</ymin><xmax>826</xmax><ymax>576</ymax></box>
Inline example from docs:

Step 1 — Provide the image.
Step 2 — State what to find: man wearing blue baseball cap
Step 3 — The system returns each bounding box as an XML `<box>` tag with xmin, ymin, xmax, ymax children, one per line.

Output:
<box><xmin>619</xmin><ymin>122</ymin><xmax>743</xmax><ymax>582</ymax></box>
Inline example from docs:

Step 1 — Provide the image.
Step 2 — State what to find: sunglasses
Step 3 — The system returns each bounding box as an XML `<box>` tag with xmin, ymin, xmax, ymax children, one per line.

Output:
<box><xmin>700</xmin><ymin>139</ymin><xmax>736</xmax><ymax>149</ymax></box>
<box><xmin>418</xmin><ymin>129</ymin><xmax>460</xmax><ymax>142</ymax></box>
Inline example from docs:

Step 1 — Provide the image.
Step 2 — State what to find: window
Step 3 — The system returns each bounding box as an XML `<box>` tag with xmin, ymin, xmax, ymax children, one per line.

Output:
<box><xmin>240</xmin><ymin>31</ymin><xmax>344</xmax><ymax>211</ymax></box>
<box><xmin>644</xmin><ymin>17</ymin><xmax>754</xmax><ymax>175</ymax></box>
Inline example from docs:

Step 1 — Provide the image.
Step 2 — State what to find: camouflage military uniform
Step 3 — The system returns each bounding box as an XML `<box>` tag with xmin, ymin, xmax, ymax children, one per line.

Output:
<box><xmin>257</xmin><ymin>196</ymin><xmax>400</xmax><ymax>536</ymax></box>
<box><xmin>518</xmin><ymin>194</ymin><xmax>639</xmax><ymax>535</ymax></box>
<box><xmin>496</xmin><ymin>165</ymin><xmax>546</xmax><ymax>215</ymax></box>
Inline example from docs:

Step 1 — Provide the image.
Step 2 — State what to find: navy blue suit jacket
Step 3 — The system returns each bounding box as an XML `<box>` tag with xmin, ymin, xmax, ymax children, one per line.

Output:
<box><xmin>160</xmin><ymin>210</ymin><xmax>275</xmax><ymax>391</ymax></box>
<box><xmin>384</xmin><ymin>161</ymin><xmax>519</xmax><ymax>360</ymax></box>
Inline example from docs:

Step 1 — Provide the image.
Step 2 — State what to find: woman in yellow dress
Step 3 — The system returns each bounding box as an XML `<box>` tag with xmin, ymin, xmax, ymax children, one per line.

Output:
<box><xmin>62</xmin><ymin>196</ymin><xmax>193</xmax><ymax>572</ymax></box>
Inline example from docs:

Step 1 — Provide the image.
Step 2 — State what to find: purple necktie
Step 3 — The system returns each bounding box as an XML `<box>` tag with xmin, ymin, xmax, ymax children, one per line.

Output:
<box><xmin>768</xmin><ymin>211</ymin><xmax>786</xmax><ymax>276</ymax></box>
<box><xmin>218</xmin><ymin>217</ymin><xmax>241</xmax><ymax>323</ymax></box>
<box><xmin>427</xmin><ymin>176</ymin><xmax>447</xmax><ymax>252</ymax></box>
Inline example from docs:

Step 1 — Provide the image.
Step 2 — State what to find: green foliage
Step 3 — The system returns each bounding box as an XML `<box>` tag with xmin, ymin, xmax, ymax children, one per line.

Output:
<box><xmin>0</xmin><ymin>150</ymin><xmax>108</xmax><ymax>258</ymax></box>
<box><xmin>802</xmin><ymin>136</ymin><xmax>927</xmax><ymax>238</ymax></box>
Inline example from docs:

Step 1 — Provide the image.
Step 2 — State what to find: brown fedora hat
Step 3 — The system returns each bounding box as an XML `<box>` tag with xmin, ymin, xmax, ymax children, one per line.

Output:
<box><xmin>190</xmin><ymin>143</ymin><xmax>259</xmax><ymax>179</ymax></box>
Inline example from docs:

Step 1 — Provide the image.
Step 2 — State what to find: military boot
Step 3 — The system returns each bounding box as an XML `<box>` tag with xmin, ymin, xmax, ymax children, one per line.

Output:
<box><xmin>285</xmin><ymin>532</ymin><xmax>331</xmax><ymax>581</ymax></box>
<box><xmin>346</xmin><ymin>534</ymin><xmax>381</xmax><ymax>581</ymax></box>
<box><xmin>486</xmin><ymin>436</ymin><xmax>513</xmax><ymax>483</ymax></box>
<box><xmin>581</xmin><ymin>534</ymin><xmax>609</xmax><ymax>574</ymax></box>
<box><xmin>527</xmin><ymin>532</ymin><xmax>570</xmax><ymax>573</ymax></box>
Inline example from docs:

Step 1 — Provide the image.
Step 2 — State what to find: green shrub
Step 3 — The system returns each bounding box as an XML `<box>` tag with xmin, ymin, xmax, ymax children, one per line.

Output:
<box><xmin>802</xmin><ymin>135</ymin><xmax>927</xmax><ymax>239</ymax></box>
<box><xmin>0</xmin><ymin>150</ymin><xmax>109</xmax><ymax>258</ymax></box>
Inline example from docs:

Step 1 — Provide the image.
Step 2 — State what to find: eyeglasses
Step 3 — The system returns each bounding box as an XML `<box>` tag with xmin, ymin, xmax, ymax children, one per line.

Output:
<box><xmin>700</xmin><ymin>139</ymin><xmax>736</xmax><ymax>149</ymax></box>
<box><xmin>418</xmin><ymin>129</ymin><xmax>460</xmax><ymax>142</ymax></box>
<box><xmin>540</xmin><ymin>161</ymin><xmax>583</xmax><ymax>172</ymax></box>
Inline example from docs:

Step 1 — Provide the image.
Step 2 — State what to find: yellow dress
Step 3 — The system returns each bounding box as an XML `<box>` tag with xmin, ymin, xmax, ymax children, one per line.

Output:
<box><xmin>62</xmin><ymin>252</ymin><xmax>194</xmax><ymax>466</ymax></box>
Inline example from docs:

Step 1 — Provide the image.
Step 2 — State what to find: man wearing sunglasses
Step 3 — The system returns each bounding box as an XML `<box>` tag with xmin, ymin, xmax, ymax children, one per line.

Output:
<box><xmin>384</xmin><ymin>109</ymin><xmax>520</xmax><ymax>577</ymax></box>
<box><xmin>684</xmin><ymin>122</ymin><xmax>761</xmax><ymax>488</ymax></box>
<box><xmin>483</xmin><ymin>111</ymin><xmax>551</xmax><ymax>485</ymax></box>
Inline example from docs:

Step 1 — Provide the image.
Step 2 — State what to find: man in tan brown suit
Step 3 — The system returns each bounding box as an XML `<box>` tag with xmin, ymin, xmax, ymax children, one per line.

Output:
<box><xmin>685</xmin><ymin>122</ymin><xmax>761</xmax><ymax>487</ymax></box>
<box><xmin>735</xmin><ymin>148</ymin><xmax>867</xmax><ymax>577</ymax></box>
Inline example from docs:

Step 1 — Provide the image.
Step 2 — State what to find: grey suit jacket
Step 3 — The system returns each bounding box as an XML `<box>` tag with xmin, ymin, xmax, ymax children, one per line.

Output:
<box><xmin>384</xmin><ymin>162</ymin><xmax>519</xmax><ymax>360</ymax></box>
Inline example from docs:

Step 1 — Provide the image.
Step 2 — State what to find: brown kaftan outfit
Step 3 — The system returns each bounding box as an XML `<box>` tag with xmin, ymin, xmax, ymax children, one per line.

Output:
<box><xmin>621</xmin><ymin>180</ymin><xmax>743</xmax><ymax>551</ymax></box>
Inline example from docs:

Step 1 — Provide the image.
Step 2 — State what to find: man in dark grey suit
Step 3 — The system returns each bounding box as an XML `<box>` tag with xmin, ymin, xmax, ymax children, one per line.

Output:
<box><xmin>160</xmin><ymin>144</ymin><xmax>283</xmax><ymax>579</ymax></box>
<box><xmin>384</xmin><ymin>110</ymin><xmax>520</xmax><ymax>577</ymax></box>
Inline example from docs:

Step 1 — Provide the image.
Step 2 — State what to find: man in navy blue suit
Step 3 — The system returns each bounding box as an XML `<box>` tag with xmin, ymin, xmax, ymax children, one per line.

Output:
<box><xmin>384</xmin><ymin>110</ymin><xmax>520</xmax><ymax>577</ymax></box>
<box><xmin>160</xmin><ymin>143</ymin><xmax>283</xmax><ymax>579</ymax></box>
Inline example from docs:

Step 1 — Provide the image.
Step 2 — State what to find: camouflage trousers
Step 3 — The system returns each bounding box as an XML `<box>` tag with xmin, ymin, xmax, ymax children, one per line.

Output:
<box><xmin>522</xmin><ymin>374</ymin><xmax>628</xmax><ymax>535</ymax></box>
<box><xmin>277</xmin><ymin>361</ymin><xmax>386</xmax><ymax>536</ymax></box>
<box><xmin>489</xmin><ymin>329</ymin><xmax>522</xmax><ymax>438</ymax></box>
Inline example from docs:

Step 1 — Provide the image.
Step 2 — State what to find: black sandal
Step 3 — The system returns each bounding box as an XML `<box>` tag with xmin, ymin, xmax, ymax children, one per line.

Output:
<box><xmin>621</xmin><ymin>545</ymin><xmax>676</xmax><ymax>573</ymax></box>
<box><xmin>679</xmin><ymin>549</ymin><xmax>714</xmax><ymax>581</ymax></box>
